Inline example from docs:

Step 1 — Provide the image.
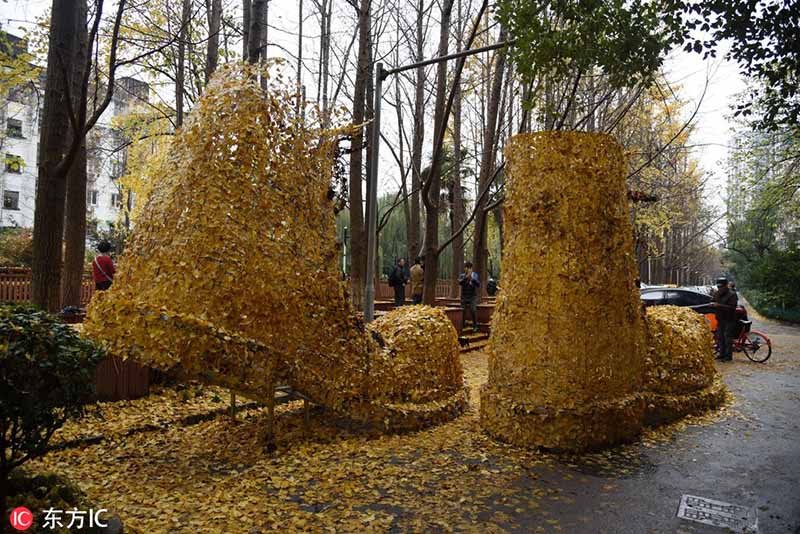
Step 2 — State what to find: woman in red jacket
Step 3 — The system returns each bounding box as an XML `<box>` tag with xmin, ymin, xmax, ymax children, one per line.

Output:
<box><xmin>92</xmin><ymin>241</ymin><xmax>116</xmax><ymax>290</ymax></box>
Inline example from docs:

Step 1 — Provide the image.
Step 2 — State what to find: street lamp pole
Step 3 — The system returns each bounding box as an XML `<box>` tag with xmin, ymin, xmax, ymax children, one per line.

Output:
<box><xmin>362</xmin><ymin>40</ymin><xmax>513</xmax><ymax>322</ymax></box>
<box><xmin>363</xmin><ymin>62</ymin><xmax>384</xmax><ymax>322</ymax></box>
<box><xmin>343</xmin><ymin>226</ymin><xmax>348</xmax><ymax>276</ymax></box>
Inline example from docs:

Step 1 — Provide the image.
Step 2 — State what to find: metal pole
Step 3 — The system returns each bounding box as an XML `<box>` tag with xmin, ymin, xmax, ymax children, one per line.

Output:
<box><xmin>382</xmin><ymin>40</ymin><xmax>513</xmax><ymax>78</ymax></box>
<box><xmin>342</xmin><ymin>226</ymin><xmax>348</xmax><ymax>276</ymax></box>
<box><xmin>364</xmin><ymin>62</ymin><xmax>383</xmax><ymax>322</ymax></box>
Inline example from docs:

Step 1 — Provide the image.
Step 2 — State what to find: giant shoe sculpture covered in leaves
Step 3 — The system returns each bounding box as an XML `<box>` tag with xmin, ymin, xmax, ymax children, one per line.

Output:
<box><xmin>83</xmin><ymin>65</ymin><xmax>467</xmax><ymax>429</ymax></box>
<box><xmin>480</xmin><ymin>132</ymin><xmax>726</xmax><ymax>452</ymax></box>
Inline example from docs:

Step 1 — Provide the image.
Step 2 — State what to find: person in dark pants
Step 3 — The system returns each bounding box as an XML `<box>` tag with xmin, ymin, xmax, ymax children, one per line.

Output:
<box><xmin>388</xmin><ymin>258</ymin><xmax>407</xmax><ymax>307</ymax></box>
<box><xmin>92</xmin><ymin>241</ymin><xmax>116</xmax><ymax>291</ymax></box>
<box><xmin>712</xmin><ymin>276</ymin><xmax>738</xmax><ymax>362</ymax></box>
<box><xmin>458</xmin><ymin>261</ymin><xmax>481</xmax><ymax>332</ymax></box>
<box><xmin>410</xmin><ymin>256</ymin><xmax>424</xmax><ymax>305</ymax></box>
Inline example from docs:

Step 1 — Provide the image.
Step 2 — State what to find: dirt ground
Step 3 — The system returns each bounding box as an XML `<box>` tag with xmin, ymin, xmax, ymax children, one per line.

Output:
<box><xmin>26</xmin><ymin>305</ymin><xmax>800</xmax><ymax>533</ymax></box>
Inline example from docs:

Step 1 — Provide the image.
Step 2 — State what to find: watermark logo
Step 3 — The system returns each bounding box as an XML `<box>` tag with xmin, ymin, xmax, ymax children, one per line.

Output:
<box><xmin>8</xmin><ymin>507</ymin><xmax>109</xmax><ymax>531</ymax></box>
<box><xmin>9</xmin><ymin>507</ymin><xmax>33</xmax><ymax>531</ymax></box>
<box><xmin>43</xmin><ymin>508</ymin><xmax>108</xmax><ymax>530</ymax></box>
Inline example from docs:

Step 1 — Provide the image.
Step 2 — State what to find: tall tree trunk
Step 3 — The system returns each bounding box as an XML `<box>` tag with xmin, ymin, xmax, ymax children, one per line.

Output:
<box><xmin>296</xmin><ymin>0</ymin><xmax>303</xmax><ymax>112</ymax></box>
<box><xmin>394</xmin><ymin>27</ymin><xmax>411</xmax><ymax>261</ymax></box>
<box><xmin>61</xmin><ymin>140</ymin><xmax>87</xmax><ymax>308</ymax></box>
<box><xmin>472</xmin><ymin>26</ymin><xmax>507</xmax><ymax>300</ymax></box>
<box><xmin>176</xmin><ymin>0</ymin><xmax>190</xmax><ymax>127</ymax></box>
<box><xmin>242</xmin><ymin>0</ymin><xmax>251</xmax><ymax>59</ymax></box>
<box><xmin>320</xmin><ymin>0</ymin><xmax>331</xmax><ymax>124</ymax></box>
<box><xmin>544</xmin><ymin>74</ymin><xmax>556</xmax><ymax>130</ymax></box>
<box><xmin>450</xmin><ymin>0</ymin><xmax>464</xmax><ymax>299</ymax></box>
<box><xmin>519</xmin><ymin>81</ymin><xmax>532</xmax><ymax>132</ymax></box>
<box><xmin>587</xmin><ymin>68</ymin><xmax>596</xmax><ymax>132</ymax></box>
<box><xmin>506</xmin><ymin>59</ymin><xmax>513</xmax><ymax>143</ymax></box>
<box><xmin>248</xmin><ymin>0</ymin><xmax>266</xmax><ymax>63</ymax></box>
<box><xmin>493</xmin><ymin>205</ymin><xmax>504</xmax><ymax>264</ymax></box>
<box><xmin>61</xmin><ymin>0</ymin><xmax>89</xmax><ymax>309</ymax></box>
<box><xmin>31</xmin><ymin>0</ymin><xmax>81</xmax><ymax>312</ymax></box>
<box><xmin>205</xmin><ymin>0</ymin><xmax>222</xmax><ymax>82</ymax></box>
<box><xmin>348</xmin><ymin>0</ymin><xmax>371</xmax><ymax>308</ymax></box>
<box><xmin>259</xmin><ymin>0</ymin><xmax>269</xmax><ymax>88</ymax></box>
<box><xmin>409</xmin><ymin>0</ymin><xmax>425</xmax><ymax>261</ymax></box>
<box><xmin>421</xmin><ymin>0</ymin><xmax>454</xmax><ymax>305</ymax></box>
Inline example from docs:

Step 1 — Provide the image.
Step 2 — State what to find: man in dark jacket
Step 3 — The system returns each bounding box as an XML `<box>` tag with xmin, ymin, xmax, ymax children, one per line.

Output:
<box><xmin>388</xmin><ymin>258</ymin><xmax>407</xmax><ymax>307</ymax></box>
<box><xmin>712</xmin><ymin>277</ymin><xmax>738</xmax><ymax>362</ymax></box>
<box><xmin>458</xmin><ymin>261</ymin><xmax>481</xmax><ymax>332</ymax></box>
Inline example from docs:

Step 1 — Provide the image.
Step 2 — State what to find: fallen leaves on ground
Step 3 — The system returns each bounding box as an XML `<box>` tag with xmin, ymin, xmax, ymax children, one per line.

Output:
<box><xmin>51</xmin><ymin>384</ymin><xmax>234</xmax><ymax>446</ymax></box>
<box><xmin>29</xmin><ymin>351</ymin><xmax>733</xmax><ymax>533</ymax></box>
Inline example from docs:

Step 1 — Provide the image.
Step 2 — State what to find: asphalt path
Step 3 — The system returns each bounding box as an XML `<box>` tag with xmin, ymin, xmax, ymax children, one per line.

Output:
<box><xmin>512</xmin><ymin>301</ymin><xmax>800</xmax><ymax>533</ymax></box>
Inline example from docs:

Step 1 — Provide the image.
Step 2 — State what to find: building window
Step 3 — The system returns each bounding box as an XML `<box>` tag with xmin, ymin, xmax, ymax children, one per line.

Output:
<box><xmin>87</xmin><ymin>190</ymin><xmax>98</xmax><ymax>206</ymax></box>
<box><xmin>111</xmin><ymin>193</ymin><xmax>123</xmax><ymax>208</ymax></box>
<box><xmin>4</xmin><ymin>154</ymin><xmax>24</xmax><ymax>174</ymax></box>
<box><xmin>111</xmin><ymin>159</ymin><xmax>125</xmax><ymax>180</ymax></box>
<box><xmin>6</xmin><ymin>118</ymin><xmax>23</xmax><ymax>138</ymax></box>
<box><xmin>3</xmin><ymin>190</ymin><xmax>20</xmax><ymax>211</ymax></box>
<box><xmin>7</xmin><ymin>85</ymin><xmax>26</xmax><ymax>103</ymax></box>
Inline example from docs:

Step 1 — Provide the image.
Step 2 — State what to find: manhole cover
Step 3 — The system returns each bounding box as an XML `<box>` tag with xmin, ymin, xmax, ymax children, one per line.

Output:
<box><xmin>677</xmin><ymin>494</ymin><xmax>758</xmax><ymax>532</ymax></box>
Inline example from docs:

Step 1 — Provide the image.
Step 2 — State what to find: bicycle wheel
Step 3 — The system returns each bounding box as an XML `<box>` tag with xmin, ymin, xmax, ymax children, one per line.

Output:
<box><xmin>742</xmin><ymin>330</ymin><xmax>772</xmax><ymax>363</ymax></box>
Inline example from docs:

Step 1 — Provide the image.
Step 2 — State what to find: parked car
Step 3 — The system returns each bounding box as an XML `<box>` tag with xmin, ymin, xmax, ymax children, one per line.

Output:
<box><xmin>640</xmin><ymin>287</ymin><xmax>713</xmax><ymax>309</ymax></box>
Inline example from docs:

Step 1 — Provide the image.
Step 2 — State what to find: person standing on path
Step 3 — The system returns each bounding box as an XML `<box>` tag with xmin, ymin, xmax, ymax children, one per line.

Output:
<box><xmin>459</xmin><ymin>261</ymin><xmax>481</xmax><ymax>332</ymax></box>
<box><xmin>389</xmin><ymin>258</ymin><xmax>408</xmax><ymax>307</ymax></box>
<box><xmin>410</xmin><ymin>257</ymin><xmax>424</xmax><ymax>305</ymax></box>
<box><xmin>712</xmin><ymin>276</ymin><xmax>738</xmax><ymax>361</ymax></box>
<box><xmin>92</xmin><ymin>241</ymin><xmax>116</xmax><ymax>291</ymax></box>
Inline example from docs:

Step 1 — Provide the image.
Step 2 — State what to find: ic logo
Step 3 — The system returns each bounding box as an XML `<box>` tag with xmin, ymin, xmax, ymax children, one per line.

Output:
<box><xmin>9</xmin><ymin>507</ymin><xmax>33</xmax><ymax>531</ymax></box>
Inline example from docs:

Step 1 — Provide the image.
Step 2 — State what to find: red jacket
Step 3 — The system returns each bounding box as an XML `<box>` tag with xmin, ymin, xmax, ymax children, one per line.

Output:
<box><xmin>92</xmin><ymin>255</ymin><xmax>115</xmax><ymax>283</ymax></box>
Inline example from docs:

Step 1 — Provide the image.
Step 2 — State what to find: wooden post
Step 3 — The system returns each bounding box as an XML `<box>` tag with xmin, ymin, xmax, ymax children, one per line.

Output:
<box><xmin>230</xmin><ymin>391</ymin><xmax>237</xmax><ymax>419</ymax></box>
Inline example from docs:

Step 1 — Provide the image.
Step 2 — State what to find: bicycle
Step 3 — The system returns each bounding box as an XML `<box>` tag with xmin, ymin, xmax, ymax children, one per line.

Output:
<box><xmin>714</xmin><ymin>319</ymin><xmax>773</xmax><ymax>363</ymax></box>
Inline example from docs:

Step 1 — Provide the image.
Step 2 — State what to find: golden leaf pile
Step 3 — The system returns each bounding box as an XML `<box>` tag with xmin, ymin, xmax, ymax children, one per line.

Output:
<box><xmin>83</xmin><ymin>63</ymin><xmax>465</xmax><ymax>429</ymax></box>
<box><xmin>642</xmin><ymin>305</ymin><xmax>727</xmax><ymax>425</ymax></box>
<box><xmin>480</xmin><ymin>132</ymin><xmax>724</xmax><ymax>452</ymax></box>
<box><xmin>371</xmin><ymin>306</ymin><xmax>463</xmax><ymax>403</ymax></box>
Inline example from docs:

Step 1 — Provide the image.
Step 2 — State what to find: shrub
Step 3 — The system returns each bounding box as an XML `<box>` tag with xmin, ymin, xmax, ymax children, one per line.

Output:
<box><xmin>0</xmin><ymin>305</ymin><xmax>104</xmax><ymax>513</ymax></box>
<box><xmin>744</xmin><ymin>289</ymin><xmax>800</xmax><ymax>323</ymax></box>
<box><xmin>0</xmin><ymin>228</ymin><xmax>33</xmax><ymax>267</ymax></box>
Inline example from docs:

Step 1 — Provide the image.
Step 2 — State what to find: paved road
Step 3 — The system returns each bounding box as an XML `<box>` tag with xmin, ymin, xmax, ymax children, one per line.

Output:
<box><xmin>516</xmin><ymin>304</ymin><xmax>800</xmax><ymax>533</ymax></box>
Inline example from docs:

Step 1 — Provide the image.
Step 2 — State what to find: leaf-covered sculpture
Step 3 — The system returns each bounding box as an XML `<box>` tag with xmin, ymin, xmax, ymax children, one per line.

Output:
<box><xmin>480</xmin><ymin>132</ymin><xmax>725</xmax><ymax>452</ymax></box>
<box><xmin>83</xmin><ymin>64</ymin><xmax>466</xmax><ymax>429</ymax></box>
<box><xmin>642</xmin><ymin>305</ymin><xmax>727</xmax><ymax>426</ymax></box>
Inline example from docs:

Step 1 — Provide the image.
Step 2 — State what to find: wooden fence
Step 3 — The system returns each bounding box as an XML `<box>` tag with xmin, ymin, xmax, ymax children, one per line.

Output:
<box><xmin>94</xmin><ymin>356</ymin><xmax>150</xmax><ymax>401</ymax></box>
<box><xmin>376</xmin><ymin>279</ymin><xmax>454</xmax><ymax>300</ymax></box>
<box><xmin>0</xmin><ymin>270</ymin><xmax>94</xmax><ymax>306</ymax></box>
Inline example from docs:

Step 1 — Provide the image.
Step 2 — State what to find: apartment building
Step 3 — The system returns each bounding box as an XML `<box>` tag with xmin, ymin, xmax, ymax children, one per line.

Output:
<box><xmin>1</xmin><ymin>31</ymin><xmax>149</xmax><ymax>229</ymax></box>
